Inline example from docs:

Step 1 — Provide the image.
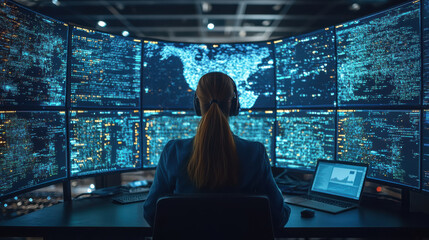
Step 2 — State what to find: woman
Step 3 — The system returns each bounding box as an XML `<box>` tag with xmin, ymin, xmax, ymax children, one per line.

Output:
<box><xmin>143</xmin><ymin>72</ymin><xmax>290</xmax><ymax>229</ymax></box>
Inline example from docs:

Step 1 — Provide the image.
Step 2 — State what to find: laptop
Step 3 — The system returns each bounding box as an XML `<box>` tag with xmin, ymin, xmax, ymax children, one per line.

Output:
<box><xmin>284</xmin><ymin>160</ymin><xmax>368</xmax><ymax>214</ymax></box>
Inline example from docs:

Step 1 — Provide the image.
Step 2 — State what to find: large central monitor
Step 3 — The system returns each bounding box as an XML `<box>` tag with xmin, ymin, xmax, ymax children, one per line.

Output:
<box><xmin>69</xmin><ymin>110</ymin><xmax>141</xmax><ymax>177</ymax></box>
<box><xmin>0</xmin><ymin>111</ymin><xmax>67</xmax><ymax>198</ymax></box>
<box><xmin>70</xmin><ymin>27</ymin><xmax>142</xmax><ymax>108</ymax></box>
<box><xmin>336</xmin><ymin>1</ymin><xmax>421</xmax><ymax>106</ymax></box>
<box><xmin>337</xmin><ymin>110</ymin><xmax>420</xmax><ymax>188</ymax></box>
<box><xmin>275</xmin><ymin>109</ymin><xmax>336</xmax><ymax>171</ymax></box>
<box><xmin>275</xmin><ymin>27</ymin><xmax>336</xmax><ymax>108</ymax></box>
<box><xmin>143</xmin><ymin>41</ymin><xmax>275</xmax><ymax>109</ymax></box>
<box><xmin>143</xmin><ymin>110</ymin><xmax>275</xmax><ymax>167</ymax></box>
<box><xmin>0</xmin><ymin>1</ymin><xmax>68</xmax><ymax>107</ymax></box>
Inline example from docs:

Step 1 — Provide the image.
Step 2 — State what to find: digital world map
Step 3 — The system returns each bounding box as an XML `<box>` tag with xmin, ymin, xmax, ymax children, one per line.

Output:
<box><xmin>143</xmin><ymin>41</ymin><xmax>275</xmax><ymax>109</ymax></box>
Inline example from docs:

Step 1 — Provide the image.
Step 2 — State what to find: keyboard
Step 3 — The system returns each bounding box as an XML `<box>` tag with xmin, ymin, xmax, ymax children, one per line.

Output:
<box><xmin>308</xmin><ymin>195</ymin><xmax>354</xmax><ymax>208</ymax></box>
<box><xmin>112</xmin><ymin>192</ymin><xmax>149</xmax><ymax>204</ymax></box>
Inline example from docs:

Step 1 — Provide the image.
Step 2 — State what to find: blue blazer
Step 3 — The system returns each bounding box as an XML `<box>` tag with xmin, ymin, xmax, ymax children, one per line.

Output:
<box><xmin>143</xmin><ymin>136</ymin><xmax>291</xmax><ymax>229</ymax></box>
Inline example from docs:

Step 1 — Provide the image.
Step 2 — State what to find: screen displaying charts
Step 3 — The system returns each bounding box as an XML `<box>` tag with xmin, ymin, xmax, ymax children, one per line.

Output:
<box><xmin>336</xmin><ymin>1</ymin><xmax>421</xmax><ymax>106</ymax></box>
<box><xmin>229</xmin><ymin>110</ymin><xmax>275</xmax><ymax>164</ymax></box>
<box><xmin>337</xmin><ymin>110</ymin><xmax>420</xmax><ymax>188</ymax></box>
<box><xmin>275</xmin><ymin>27</ymin><xmax>336</xmax><ymax>108</ymax></box>
<box><xmin>69</xmin><ymin>110</ymin><xmax>141</xmax><ymax>177</ymax></box>
<box><xmin>0</xmin><ymin>1</ymin><xmax>68</xmax><ymax>107</ymax></box>
<box><xmin>143</xmin><ymin>110</ymin><xmax>200</xmax><ymax>167</ymax></box>
<box><xmin>143</xmin><ymin>41</ymin><xmax>275</xmax><ymax>109</ymax></box>
<box><xmin>70</xmin><ymin>27</ymin><xmax>142</xmax><ymax>108</ymax></box>
<box><xmin>276</xmin><ymin>109</ymin><xmax>336</xmax><ymax>171</ymax></box>
<box><xmin>0</xmin><ymin>111</ymin><xmax>67</xmax><ymax>197</ymax></box>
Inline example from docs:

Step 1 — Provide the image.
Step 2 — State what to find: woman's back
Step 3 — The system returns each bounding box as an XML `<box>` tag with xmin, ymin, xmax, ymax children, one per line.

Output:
<box><xmin>143</xmin><ymin>135</ymin><xmax>290</xmax><ymax>228</ymax></box>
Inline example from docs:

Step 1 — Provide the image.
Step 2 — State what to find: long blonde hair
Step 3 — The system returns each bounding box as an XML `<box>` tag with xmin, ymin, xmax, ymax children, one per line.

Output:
<box><xmin>187</xmin><ymin>72</ymin><xmax>239</xmax><ymax>189</ymax></box>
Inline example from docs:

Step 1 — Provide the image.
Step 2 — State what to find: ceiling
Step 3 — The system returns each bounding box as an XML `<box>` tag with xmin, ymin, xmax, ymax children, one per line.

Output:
<box><xmin>16</xmin><ymin>0</ymin><xmax>412</xmax><ymax>43</ymax></box>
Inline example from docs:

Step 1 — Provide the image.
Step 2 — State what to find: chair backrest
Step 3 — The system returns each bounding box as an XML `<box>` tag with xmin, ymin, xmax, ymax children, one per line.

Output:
<box><xmin>152</xmin><ymin>194</ymin><xmax>274</xmax><ymax>240</ymax></box>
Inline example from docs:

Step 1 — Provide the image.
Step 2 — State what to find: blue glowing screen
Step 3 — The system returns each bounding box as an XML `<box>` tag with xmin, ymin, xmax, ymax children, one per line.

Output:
<box><xmin>143</xmin><ymin>110</ymin><xmax>200</xmax><ymax>167</ymax></box>
<box><xmin>336</xmin><ymin>1</ymin><xmax>421</xmax><ymax>106</ymax></box>
<box><xmin>424</xmin><ymin>0</ymin><xmax>429</xmax><ymax>105</ymax></box>
<box><xmin>70</xmin><ymin>27</ymin><xmax>142</xmax><ymax>107</ymax></box>
<box><xmin>276</xmin><ymin>109</ymin><xmax>336</xmax><ymax>171</ymax></box>
<box><xmin>0</xmin><ymin>111</ymin><xmax>67</xmax><ymax>198</ymax></box>
<box><xmin>337</xmin><ymin>110</ymin><xmax>420</xmax><ymax>188</ymax></box>
<box><xmin>422</xmin><ymin>110</ymin><xmax>429</xmax><ymax>191</ymax></box>
<box><xmin>230</xmin><ymin>110</ymin><xmax>275</xmax><ymax>164</ymax></box>
<box><xmin>143</xmin><ymin>110</ymin><xmax>274</xmax><ymax>167</ymax></box>
<box><xmin>0</xmin><ymin>1</ymin><xmax>68</xmax><ymax>107</ymax></box>
<box><xmin>275</xmin><ymin>27</ymin><xmax>336</xmax><ymax>107</ymax></box>
<box><xmin>143</xmin><ymin>41</ymin><xmax>275</xmax><ymax>109</ymax></box>
<box><xmin>69</xmin><ymin>110</ymin><xmax>141</xmax><ymax>177</ymax></box>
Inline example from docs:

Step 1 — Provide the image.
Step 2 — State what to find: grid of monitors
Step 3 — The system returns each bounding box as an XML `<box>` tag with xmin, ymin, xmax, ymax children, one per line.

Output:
<box><xmin>69</xmin><ymin>110</ymin><xmax>141</xmax><ymax>177</ymax></box>
<box><xmin>0</xmin><ymin>1</ymin><xmax>68</xmax><ymax>107</ymax></box>
<box><xmin>143</xmin><ymin>110</ymin><xmax>200</xmax><ymax>167</ymax></box>
<box><xmin>0</xmin><ymin>111</ymin><xmax>67</xmax><ymax>197</ymax></box>
<box><xmin>70</xmin><ymin>26</ymin><xmax>142</xmax><ymax>108</ymax></box>
<box><xmin>275</xmin><ymin>27</ymin><xmax>336</xmax><ymax>108</ymax></box>
<box><xmin>337</xmin><ymin>110</ymin><xmax>420</xmax><ymax>188</ymax></box>
<box><xmin>423</xmin><ymin>110</ymin><xmax>429</xmax><ymax>191</ymax></box>
<box><xmin>276</xmin><ymin>109</ymin><xmax>336</xmax><ymax>171</ymax></box>
<box><xmin>424</xmin><ymin>0</ymin><xmax>429</xmax><ymax>105</ymax></box>
<box><xmin>143</xmin><ymin>41</ymin><xmax>275</xmax><ymax>110</ymax></box>
<box><xmin>336</xmin><ymin>1</ymin><xmax>421</xmax><ymax>106</ymax></box>
<box><xmin>229</xmin><ymin>110</ymin><xmax>275</xmax><ymax>164</ymax></box>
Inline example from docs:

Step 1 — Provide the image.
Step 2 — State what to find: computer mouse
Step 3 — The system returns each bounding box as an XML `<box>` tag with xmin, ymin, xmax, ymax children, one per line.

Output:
<box><xmin>300</xmin><ymin>209</ymin><xmax>315</xmax><ymax>218</ymax></box>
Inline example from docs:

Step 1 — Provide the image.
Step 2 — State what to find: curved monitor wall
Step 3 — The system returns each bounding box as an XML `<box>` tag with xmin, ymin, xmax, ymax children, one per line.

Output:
<box><xmin>1</xmin><ymin>0</ymin><xmax>429</xmax><ymax>200</ymax></box>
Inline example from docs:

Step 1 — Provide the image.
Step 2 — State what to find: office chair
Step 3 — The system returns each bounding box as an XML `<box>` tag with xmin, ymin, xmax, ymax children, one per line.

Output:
<box><xmin>152</xmin><ymin>194</ymin><xmax>274</xmax><ymax>240</ymax></box>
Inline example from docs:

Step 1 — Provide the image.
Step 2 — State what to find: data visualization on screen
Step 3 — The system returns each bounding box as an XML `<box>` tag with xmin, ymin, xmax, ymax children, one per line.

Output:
<box><xmin>0</xmin><ymin>111</ymin><xmax>67</xmax><ymax>198</ymax></box>
<box><xmin>275</xmin><ymin>27</ymin><xmax>336</xmax><ymax>108</ymax></box>
<box><xmin>276</xmin><ymin>109</ymin><xmax>336</xmax><ymax>171</ymax></box>
<box><xmin>424</xmin><ymin>0</ymin><xmax>429</xmax><ymax>105</ymax></box>
<box><xmin>337</xmin><ymin>110</ymin><xmax>420</xmax><ymax>188</ymax></box>
<box><xmin>0</xmin><ymin>1</ymin><xmax>68</xmax><ymax>107</ymax></box>
<box><xmin>69</xmin><ymin>110</ymin><xmax>141</xmax><ymax>177</ymax></box>
<box><xmin>70</xmin><ymin>27</ymin><xmax>142</xmax><ymax>108</ymax></box>
<box><xmin>143</xmin><ymin>110</ymin><xmax>200</xmax><ymax>167</ymax></box>
<box><xmin>336</xmin><ymin>1</ymin><xmax>421</xmax><ymax>106</ymax></box>
<box><xmin>143</xmin><ymin>41</ymin><xmax>275</xmax><ymax>109</ymax></box>
<box><xmin>422</xmin><ymin>110</ymin><xmax>429</xmax><ymax>191</ymax></box>
<box><xmin>229</xmin><ymin>110</ymin><xmax>275</xmax><ymax>163</ymax></box>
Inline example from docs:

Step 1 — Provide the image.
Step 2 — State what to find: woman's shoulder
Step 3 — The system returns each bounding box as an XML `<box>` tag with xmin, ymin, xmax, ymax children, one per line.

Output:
<box><xmin>162</xmin><ymin>137</ymin><xmax>194</xmax><ymax>156</ymax></box>
<box><xmin>234</xmin><ymin>135</ymin><xmax>264</xmax><ymax>146</ymax></box>
<box><xmin>233</xmin><ymin>135</ymin><xmax>265</xmax><ymax>154</ymax></box>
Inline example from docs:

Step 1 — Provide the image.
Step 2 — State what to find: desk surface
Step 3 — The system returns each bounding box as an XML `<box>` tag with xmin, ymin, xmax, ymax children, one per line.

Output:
<box><xmin>0</xmin><ymin>195</ymin><xmax>428</xmax><ymax>238</ymax></box>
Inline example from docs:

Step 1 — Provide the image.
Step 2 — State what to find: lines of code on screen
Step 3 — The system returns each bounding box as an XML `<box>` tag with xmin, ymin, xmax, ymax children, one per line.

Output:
<box><xmin>337</xmin><ymin>110</ymin><xmax>420</xmax><ymax>188</ymax></box>
<box><xmin>276</xmin><ymin>109</ymin><xmax>336</xmax><ymax>171</ymax></box>
<box><xmin>229</xmin><ymin>110</ymin><xmax>275</xmax><ymax>164</ymax></box>
<box><xmin>69</xmin><ymin>110</ymin><xmax>141</xmax><ymax>177</ymax></box>
<box><xmin>422</xmin><ymin>110</ymin><xmax>429</xmax><ymax>191</ymax></box>
<box><xmin>275</xmin><ymin>27</ymin><xmax>336</xmax><ymax>108</ymax></box>
<box><xmin>336</xmin><ymin>1</ymin><xmax>421</xmax><ymax>106</ymax></box>
<box><xmin>0</xmin><ymin>111</ymin><xmax>67</xmax><ymax>197</ymax></box>
<box><xmin>0</xmin><ymin>1</ymin><xmax>67</xmax><ymax>107</ymax></box>
<box><xmin>143</xmin><ymin>41</ymin><xmax>275</xmax><ymax>109</ymax></box>
<box><xmin>424</xmin><ymin>0</ymin><xmax>429</xmax><ymax>105</ymax></box>
<box><xmin>70</xmin><ymin>27</ymin><xmax>141</xmax><ymax>107</ymax></box>
<box><xmin>143</xmin><ymin>110</ymin><xmax>200</xmax><ymax>167</ymax></box>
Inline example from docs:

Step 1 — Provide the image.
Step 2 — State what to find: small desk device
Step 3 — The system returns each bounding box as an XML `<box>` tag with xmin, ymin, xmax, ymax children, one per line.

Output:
<box><xmin>284</xmin><ymin>160</ymin><xmax>368</xmax><ymax>213</ymax></box>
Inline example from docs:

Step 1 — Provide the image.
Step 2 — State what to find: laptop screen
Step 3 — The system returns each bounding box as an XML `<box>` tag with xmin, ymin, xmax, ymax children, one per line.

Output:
<box><xmin>311</xmin><ymin>161</ymin><xmax>367</xmax><ymax>200</ymax></box>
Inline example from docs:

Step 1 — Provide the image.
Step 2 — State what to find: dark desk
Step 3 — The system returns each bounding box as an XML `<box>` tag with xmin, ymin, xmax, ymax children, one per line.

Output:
<box><xmin>0</xmin><ymin>196</ymin><xmax>428</xmax><ymax>239</ymax></box>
